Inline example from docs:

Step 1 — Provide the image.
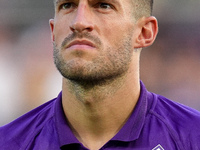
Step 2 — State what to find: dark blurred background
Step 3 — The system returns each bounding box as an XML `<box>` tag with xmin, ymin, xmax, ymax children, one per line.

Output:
<box><xmin>0</xmin><ymin>0</ymin><xmax>200</xmax><ymax>125</ymax></box>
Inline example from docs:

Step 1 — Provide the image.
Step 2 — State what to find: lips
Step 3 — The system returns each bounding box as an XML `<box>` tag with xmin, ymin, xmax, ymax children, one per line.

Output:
<box><xmin>66</xmin><ymin>40</ymin><xmax>96</xmax><ymax>49</ymax></box>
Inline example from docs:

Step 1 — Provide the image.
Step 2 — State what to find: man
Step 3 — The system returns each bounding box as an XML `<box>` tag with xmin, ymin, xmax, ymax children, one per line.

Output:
<box><xmin>0</xmin><ymin>0</ymin><xmax>200</xmax><ymax>149</ymax></box>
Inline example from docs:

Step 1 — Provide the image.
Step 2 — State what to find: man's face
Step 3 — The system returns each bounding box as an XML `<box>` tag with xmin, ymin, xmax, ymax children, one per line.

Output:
<box><xmin>50</xmin><ymin>0</ymin><xmax>140</xmax><ymax>82</ymax></box>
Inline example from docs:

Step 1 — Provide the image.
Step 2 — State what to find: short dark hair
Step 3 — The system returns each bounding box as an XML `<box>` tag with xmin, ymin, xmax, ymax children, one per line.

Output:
<box><xmin>134</xmin><ymin>0</ymin><xmax>154</xmax><ymax>20</ymax></box>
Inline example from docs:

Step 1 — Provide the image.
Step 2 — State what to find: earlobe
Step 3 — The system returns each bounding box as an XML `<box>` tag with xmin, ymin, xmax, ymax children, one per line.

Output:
<box><xmin>49</xmin><ymin>19</ymin><xmax>55</xmax><ymax>42</ymax></box>
<box><xmin>135</xmin><ymin>16</ymin><xmax>158</xmax><ymax>48</ymax></box>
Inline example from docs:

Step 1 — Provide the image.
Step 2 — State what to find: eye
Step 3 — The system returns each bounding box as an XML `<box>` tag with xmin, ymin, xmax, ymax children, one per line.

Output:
<box><xmin>99</xmin><ymin>3</ymin><xmax>112</xmax><ymax>9</ymax></box>
<box><xmin>95</xmin><ymin>2</ymin><xmax>114</xmax><ymax>10</ymax></box>
<box><xmin>59</xmin><ymin>2</ymin><xmax>76</xmax><ymax>11</ymax></box>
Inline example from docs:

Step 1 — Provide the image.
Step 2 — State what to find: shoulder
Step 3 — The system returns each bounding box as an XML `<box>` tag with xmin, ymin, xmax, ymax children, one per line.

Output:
<box><xmin>150</xmin><ymin>93</ymin><xmax>200</xmax><ymax>124</ymax></box>
<box><xmin>0</xmin><ymin>98</ymin><xmax>57</xmax><ymax>149</ymax></box>
<box><xmin>149</xmin><ymin>92</ymin><xmax>200</xmax><ymax>148</ymax></box>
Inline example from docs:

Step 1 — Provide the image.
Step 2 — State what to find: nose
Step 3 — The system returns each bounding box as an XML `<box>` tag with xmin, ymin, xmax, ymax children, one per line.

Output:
<box><xmin>70</xmin><ymin>4</ymin><xmax>94</xmax><ymax>33</ymax></box>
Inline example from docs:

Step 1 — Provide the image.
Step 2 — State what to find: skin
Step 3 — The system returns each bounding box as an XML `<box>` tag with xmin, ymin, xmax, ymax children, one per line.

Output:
<box><xmin>50</xmin><ymin>0</ymin><xmax>158</xmax><ymax>149</ymax></box>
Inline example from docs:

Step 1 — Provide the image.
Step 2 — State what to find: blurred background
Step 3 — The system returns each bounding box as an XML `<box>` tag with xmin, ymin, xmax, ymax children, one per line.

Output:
<box><xmin>0</xmin><ymin>0</ymin><xmax>200</xmax><ymax>125</ymax></box>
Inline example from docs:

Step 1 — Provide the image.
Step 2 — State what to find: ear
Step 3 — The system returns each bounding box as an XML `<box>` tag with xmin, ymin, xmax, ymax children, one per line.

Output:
<box><xmin>134</xmin><ymin>16</ymin><xmax>158</xmax><ymax>48</ymax></box>
<box><xmin>49</xmin><ymin>19</ymin><xmax>55</xmax><ymax>42</ymax></box>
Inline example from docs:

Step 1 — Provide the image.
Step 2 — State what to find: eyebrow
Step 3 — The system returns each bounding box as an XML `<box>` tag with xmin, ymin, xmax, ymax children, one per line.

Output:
<box><xmin>55</xmin><ymin>0</ymin><xmax>120</xmax><ymax>7</ymax></box>
<box><xmin>55</xmin><ymin>0</ymin><xmax>71</xmax><ymax>6</ymax></box>
<box><xmin>96</xmin><ymin>0</ymin><xmax>121</xmax><ymax>9</ymax></box>
<box><xmin>91</xmin><ymin>0</ymin><xmax>120</xmax><ymax>5</ymax></box>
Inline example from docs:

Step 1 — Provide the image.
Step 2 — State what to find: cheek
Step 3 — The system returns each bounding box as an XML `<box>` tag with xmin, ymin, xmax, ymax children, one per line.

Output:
<box><xmin>53</xmin><ymin>21</ymin><xmax>70</xmax><ymax>47</ymax></box>
<box><xmin>102</xmin><ymin>22</ymin><xmax>134</xmax><ymax>48</ymax></box>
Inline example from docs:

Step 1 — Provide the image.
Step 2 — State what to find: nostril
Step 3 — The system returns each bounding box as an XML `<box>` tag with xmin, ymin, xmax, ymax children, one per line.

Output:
<box><xmin>85</xmin><ymin>27</ymin><xmax>93</xmax><ymax>32</ymax></box>
<box><xmin>70</xmin><ymin>26</ymin><xmax>76</xmax><ymax>32</ymax></box>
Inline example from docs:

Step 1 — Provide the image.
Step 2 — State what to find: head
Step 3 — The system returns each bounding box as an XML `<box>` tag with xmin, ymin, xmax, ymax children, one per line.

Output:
<box><xmin>50</xmin><ymin>0</ymin><xmax>158</xmax><ymax>83</ymax></box>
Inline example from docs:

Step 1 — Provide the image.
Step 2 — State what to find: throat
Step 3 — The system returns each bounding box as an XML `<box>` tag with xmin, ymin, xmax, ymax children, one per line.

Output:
<box><xmin>66</xmin><ymin>104</ymin><xmax>130</xmax><ymax>150</ymax></box>
<box><xmin>61</xmin><ymin>69</ymin><xmax>140</xmax><ymax>150</ymax></box>
<box><xmin>62</xmin><ymin>87</ymin><xmax>138</xmax><ymax>150</ymax></box>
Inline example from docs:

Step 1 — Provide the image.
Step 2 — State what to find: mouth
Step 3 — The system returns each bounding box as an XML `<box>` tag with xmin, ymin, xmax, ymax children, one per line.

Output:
<box><xmin>66</xmin><ymin>40</ymin><xmax>96</xmax><ymax>50</ymax></box>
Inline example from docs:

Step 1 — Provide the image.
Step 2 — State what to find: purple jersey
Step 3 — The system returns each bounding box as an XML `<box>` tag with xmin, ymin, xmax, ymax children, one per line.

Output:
<box><xmin>0</xmin><ymin>81</ymin><xmax>200</xmax><ymax>150</ymax></box>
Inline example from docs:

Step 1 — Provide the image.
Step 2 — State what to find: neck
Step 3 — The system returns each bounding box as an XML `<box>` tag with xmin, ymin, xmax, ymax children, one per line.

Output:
<box><xmin>62</xmin><ymin>66</ymin><xmax>140</xmax><ymax>150</ymax></box>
